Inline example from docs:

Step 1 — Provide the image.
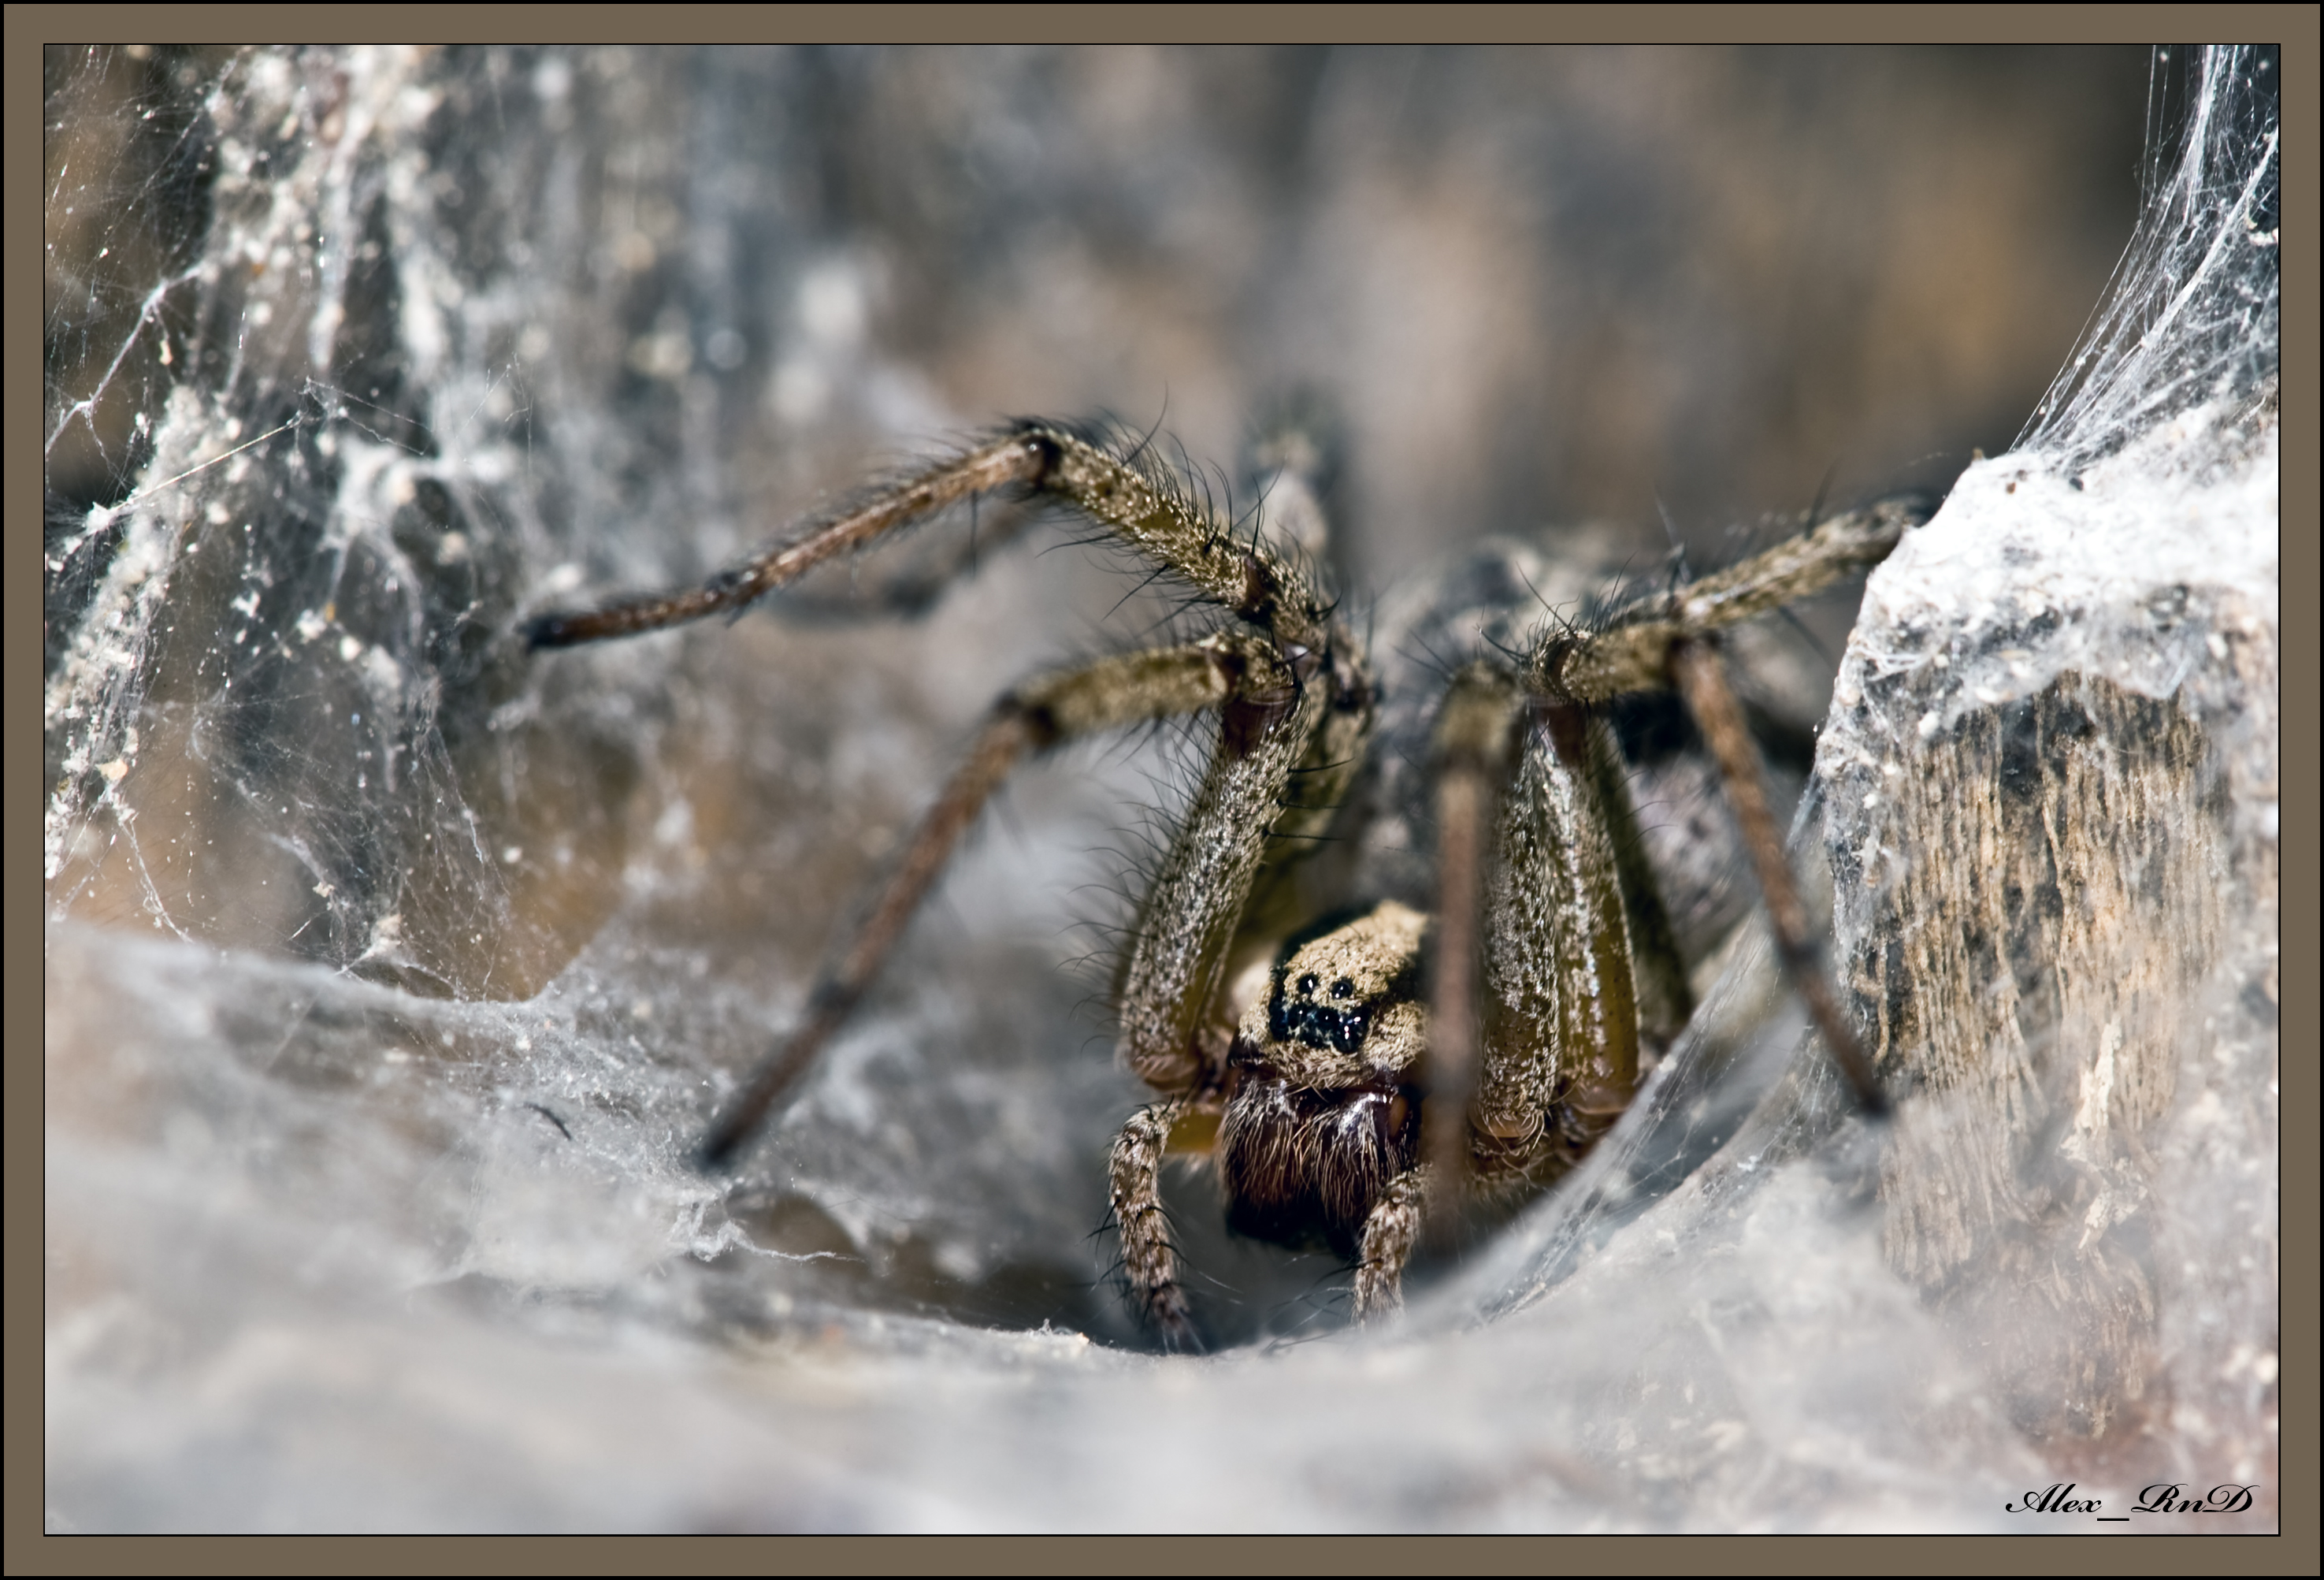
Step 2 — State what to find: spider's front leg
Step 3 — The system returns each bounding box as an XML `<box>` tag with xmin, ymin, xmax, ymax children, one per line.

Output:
<box><xmin>1113</xmin><ymin>641</ymin><xmax>1338</xmax><ymax>1091</ymax></box>
<box><xmin>1105</xmin><ymin>632</ymin><xmax>1375</xmax><ymax>1341</ymax></box>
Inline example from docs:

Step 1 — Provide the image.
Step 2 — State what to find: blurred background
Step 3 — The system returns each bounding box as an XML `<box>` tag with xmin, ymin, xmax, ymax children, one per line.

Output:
<box><xmin>43</xmin><ymin>45</ymin><xmax>2194</xmax><ymax>1530</ymax></box>
<box><xmin>43</xmin><ymin>39</ymin><xmax>2156</xmax><ymax>1017</ymax></box>
<box><xmin>49</xmin><ymin>46</ymin><xmax>2150</xmax><ymax>595</ymax></box>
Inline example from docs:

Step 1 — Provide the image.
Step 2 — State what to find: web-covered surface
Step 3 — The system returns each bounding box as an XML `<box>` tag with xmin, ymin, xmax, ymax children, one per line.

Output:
<box><xmin>2021</xmin><ymin>44</ymin><xmax>2280</xmax><ymax>470</ymax></box>
<box><xmin>45</xmin><ymin>45</ymin><xmax>2272</xmax><ymax>1532</ymax></box>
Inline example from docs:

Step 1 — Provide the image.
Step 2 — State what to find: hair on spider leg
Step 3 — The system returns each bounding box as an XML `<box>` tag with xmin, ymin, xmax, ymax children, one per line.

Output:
<box><xmin>1117</xmin><ymin>1185</ymin><xmax>1362</xmax><ymax>1355</ymax></box>
<box><xmin>1652</xmin><ymin>493</ymin><xmax>1693</xmax><ymax>590</ymax></box>
<box><xmin>1224</xmin><ymin>1261</ymin><xmax>1366</xmax><ymax>1353</ymax></box>
<box><xmin>1772</xmin><ymin>601</ymin><xmax>1841</xmax><ymax>675</ymax></box>
<box><xmin>531</xmin><ymin>416</ymin><xmax>1922</xmax><ymax>1344</ymax></box>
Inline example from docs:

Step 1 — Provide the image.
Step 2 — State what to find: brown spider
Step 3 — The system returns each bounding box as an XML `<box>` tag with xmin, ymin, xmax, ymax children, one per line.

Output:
<box><xmin>527</xmin><ymin>419</ymin><xmax>1922</xmax><ymax>1347</ymax></box>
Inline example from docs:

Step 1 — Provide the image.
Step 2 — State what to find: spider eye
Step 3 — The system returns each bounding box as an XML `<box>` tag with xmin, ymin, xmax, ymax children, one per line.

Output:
<box><xmin>1331</xmin><ymin>977</ymin><xmax>1355</xmax><ymax>1000</ymax></box>
<box><xmin>1298</xmin><ymin>973</ymin><xmax>1320</xmax><ymax>995</ymax></box>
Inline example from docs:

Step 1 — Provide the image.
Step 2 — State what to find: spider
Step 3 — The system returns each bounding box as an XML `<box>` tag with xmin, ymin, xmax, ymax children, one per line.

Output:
<box><xmin>526</xmin><ymin>418</ymin><xmax>1925</xmax><ymax>1348</ymax></box>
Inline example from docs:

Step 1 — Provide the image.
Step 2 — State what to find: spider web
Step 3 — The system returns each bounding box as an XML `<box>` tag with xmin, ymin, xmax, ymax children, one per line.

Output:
<box><xmin>50</xmin><ymin>53</ymin><xmax>473</xmax><ymax>971</ymax></box>
<box><xmin>2020</xmin><ymin>44</ymin><xmax>2280</xmax><ymax>470</ymax></box>
<box><xmin>46</xmin><ymin>49</ymin><xmax>685</xmax><ymax>994</ymax></box>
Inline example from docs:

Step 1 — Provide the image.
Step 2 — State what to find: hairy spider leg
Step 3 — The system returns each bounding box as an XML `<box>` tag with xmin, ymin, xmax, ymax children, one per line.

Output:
<box><xmin>1422</xmin><ymin>667</ymin><xmax>1520</xmax><ymax>1214</ymax></box>
<box><xmin>1545</xmin><ymin>497</ymin><xmax>1923</xmax><ymax>701</ymax></box>
<box><xmin>1104</xmin><ymin>634</ymin><xmax>1385</xmax><ymax>1346</ymax></box>
<box><xmin>1479</xmin><ymin>700</ymin><xmax>1644</xmax><ymax>1169</ymax></box>
<box><xmin>1531</xmin><ymin>496</ymin><xmax>1929</xmax><ymax>1118</ymax></box>
<box><xmin>697</xmin><ymin>637</ymin><xmax>1272</xmax><ymax>1167</ymax></box>
<box><xmin>525</xmin><ymin>421</ymin><xmax>1338</xmax><ymax>648</ymax></box>
<box><xmin>1385</xmin><ymin>500</ymin><xmax>1926</xmax><ymax>1310</ymax></box>
<box><xmin>1353</xmin><ymin>1165</ymin><xmax>1432</xmax><ymax>1319</ymax></box>
<box><xmin>529</xmin><ymin>419</ymin><xmax>1375</xmax><ymax>1167</ymax></box>
<box><xmin>524</xmin><ymin>436</ymin><xmax>1049</xmax><ymax>648</ymax></box>
<box><xmin>1670</xmin><ymin>638</ymin><xmax>1887</xmax><ymax>1114</ymax></box>
<box><xmin>1108</xmin><ymin>1096</ymin><xmax>1198</xmax><ymax>1347</ymax></box>
<box><xmin>1578</xmin><ymin>704</ymin><xmax>1695</xmax><ymax>1061</ymax></box>
<box><xmin>778</xmin><ymin>496</ymin><xmax>1043</xmax><ymax>621</ymax></box>
<box><xmin>1409</xmin><ymin>665</ymin><xmax>1646</xmax><ymax>1296</ymax></box>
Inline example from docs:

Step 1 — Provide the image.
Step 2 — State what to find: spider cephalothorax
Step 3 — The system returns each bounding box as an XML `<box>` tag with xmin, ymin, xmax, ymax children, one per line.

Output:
<box><xmin>529</xmin><ymin>416</ymin><xmax>1921</xmax><ymax>1348</ymax></box>
<box><xmin>1216</xmin><ymin>902</ymin><xmax>1429</xmax><ymax>1257</ymax></box>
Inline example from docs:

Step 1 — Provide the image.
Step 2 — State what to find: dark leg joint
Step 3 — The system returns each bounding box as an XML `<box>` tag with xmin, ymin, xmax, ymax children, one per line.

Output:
<box><xmin>1238</xmin><ymin>551</ymin><xmax>1279</xmax><ymax>626</ymax></box>
<box><xmin>1221</xmin><ymin>683</ymin><xmax>1298</xmax><ymax>759</ymax></box>
<box><xmin>1012</xmin><ymin>421</ymin><xmax>1065</xmax><ymax>486</ymax></box>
